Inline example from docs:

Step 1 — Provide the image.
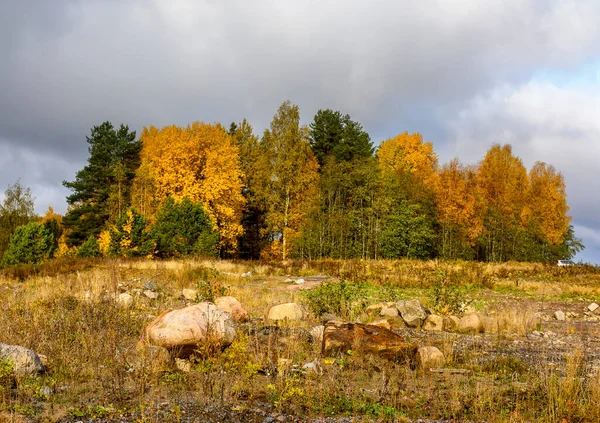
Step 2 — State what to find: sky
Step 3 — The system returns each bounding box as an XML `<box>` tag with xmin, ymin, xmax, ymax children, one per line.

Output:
<box><xmin>1</xmin><ymin>0</ymin><xmax>599</xmax><ymax>263</ymax></box>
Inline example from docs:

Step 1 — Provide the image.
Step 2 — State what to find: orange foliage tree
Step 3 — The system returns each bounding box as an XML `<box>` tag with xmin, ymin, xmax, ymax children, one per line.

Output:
<box><xmin>435</xmin><ymin>159</ymin><xmax>483</xmax><ymax>258</ymax></box>
<box><xmin>137</xmin><ymin>122</ymin><xmax>245</xmax><ymax>251</ymax></box>
<box><xmin>476</xmin><ymin>144</ymin><xmax>528</xmax><ymax>261</ymax></box>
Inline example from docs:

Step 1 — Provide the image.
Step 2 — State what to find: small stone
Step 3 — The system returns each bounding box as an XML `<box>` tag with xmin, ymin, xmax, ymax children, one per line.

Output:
<box><xmin>294</xmin><ymin>278</ymin><xmax>305</xmax><ymax>284</ymax></box>
<box><xmin>310</xmin><ymin>325</ymin><xmax>325</xmax><ymax>344</ymax></box>
<box><xmin>144</xmin><ymin>281</ymin><xmax>158</xmax><ymax>291</ymax></box>
<box><xmin>380</xmin><ymin>307</ymin><xmax>399</xmax><ymax>318</ymax></box>
<box><xmin>263</xmin><ymin>418</ymin><xmax>275</xmax><ymax>423</ymax></box>
<box><xmin>267</xmin><ymin>303</ymin><xmax>305</xmax><ymax>321</ymax></box>
<box><xmin>39</xmin><ymin>386</ymin><xmax>52</xmax><ymax>398</ymax></box>
<box><xmin>417</xmin><ymin>346</ymin><xmax>445</xmax><ymax>370</ymax></box>
<box><xmin>443</xmin><ymin>316</ymin><xmax>459</xmax><ymax>331</ymax></box>
<box><xmin>174</xmin><ymin>358</ymin><xmax>191</xmax><ymax>372</ymax></box>
<box><xmin>423</xmin><ymin>314</ymin><xmax>444</xmax><ymax>331</ymax></box>
<box><xmin>302</xmin><ymin>360</ymin><xmax>322</xmax><ymax>375</ymax></box>
<box><xmin>117</xmin><ymin>293</ymin><xmax>134</xmax><ymax>307</ymax></box>
<box><xmin>181</xmin><ymin>289</ymin><xmax>198</xmax><ymax>301</ymax></box>
<box><xmin>588</xmin><ymin>303</ymin><xmax>599</xmax><ymax>313</ymax></box>
<box><xmin>554</xmin><ymin>310</ymin><xmax>565</xmax><ymax>321</ymax></box>
<box><xmin>144</xmin><ymin>290</ymin><xmax>159</xmax><ymax>300</ymax></box>
<box><xmin>241</xmin><ymin>271</ymin><xmax>252</xmax><ymax>278</ymax></box>
<box><xmin>366</xmin><ymin>303</ymin><xmax>386</xmax><ymax>313</ymax></box>
<box><xmin>457</xmin><ymin>313</ymin><xmax>483</xmax><ymax>333</ymax></box>
<box><xmin>531</xmin><ymin>330</ymin><xmax>542</xmax><ymax>337</ymax></box>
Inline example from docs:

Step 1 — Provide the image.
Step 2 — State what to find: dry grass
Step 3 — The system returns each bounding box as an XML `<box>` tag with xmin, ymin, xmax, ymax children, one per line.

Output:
<box><xmin>0</xmin><ymin>257</ymin><xmax>599</xmax><ymax>421</ymax></box>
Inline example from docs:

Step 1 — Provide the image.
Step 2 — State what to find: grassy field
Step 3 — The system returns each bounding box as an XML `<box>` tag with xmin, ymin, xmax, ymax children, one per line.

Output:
<box><xmin>1</xmin><ymin>257</ymin><xmax>600</xmax><ymax>422</ymax></box>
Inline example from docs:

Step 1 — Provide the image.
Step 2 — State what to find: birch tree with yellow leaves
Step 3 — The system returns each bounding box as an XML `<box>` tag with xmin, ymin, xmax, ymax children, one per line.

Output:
<box><xmin>137</xmin><ymin>122</ymin><xmax>245</xmax><ymax>252</ymax></box>
<box><xmin>258</xmin><ymin>101</ymin><xmax>320</xmax><ymax>259</ymax></box>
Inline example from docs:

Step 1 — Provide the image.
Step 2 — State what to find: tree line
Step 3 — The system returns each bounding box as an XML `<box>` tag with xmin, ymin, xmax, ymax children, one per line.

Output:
<box><xmin>0</xmin><ymin>101</ymin><xmax>583</xmax><ymax>267</ymax></box>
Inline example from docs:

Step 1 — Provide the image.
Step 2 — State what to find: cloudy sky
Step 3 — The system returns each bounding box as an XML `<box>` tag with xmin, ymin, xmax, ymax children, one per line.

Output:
<box><xmin>1</xmin><ymin>0</ymin><xmax>599</xmax><ymax>262</ymax></box>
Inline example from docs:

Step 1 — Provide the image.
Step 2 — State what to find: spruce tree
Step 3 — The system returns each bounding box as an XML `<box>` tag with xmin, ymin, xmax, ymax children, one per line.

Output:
<box><xmin>62</xmin><ymin>122</ymin><xmax>141</xmax><ymax>246</ymax></box>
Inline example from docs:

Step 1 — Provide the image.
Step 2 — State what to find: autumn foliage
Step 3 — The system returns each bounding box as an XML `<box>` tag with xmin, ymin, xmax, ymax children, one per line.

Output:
<box><xmin>1</xmin><ymin>102</ymin><xmax>581</xmax><ymax>266</ymax></box>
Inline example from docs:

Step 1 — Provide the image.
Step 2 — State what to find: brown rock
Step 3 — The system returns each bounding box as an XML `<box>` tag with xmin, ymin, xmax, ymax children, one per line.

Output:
<box><xmin>457</xmin><ymin>313</ymin><xmax>483</xmax><ymax>333</ymax></box>
<box><xmin>322</xmin><ymin>320</ymin><xmax>418</xmax><ymax>363</ymax></box>
<box><xmin>481</xmin><ymin>316</ymin><xmax>499</xmax><ymax>333</ymax></box>
<box><xmin>443</xmin><ymin>316</ymin><xmax>459</xmax><ymax>331</ymax></box>
<box><xmin>267</xmin><ymin>302</ymin><xmax>305</xmax><ymax>321</ymax></box>
<box><xmin>423</xmin><ymin>314</ymin><xmax>444</xmax><ymax>331</ymax></box>
<box><xmin>417</xmin><ymin>346</ymin><xmax>445</xmax><ymax>370</ymax></box>
<box><xmin>214</xmin><ymin>296</ymin><xmax>249</xmax><ymax>322</ymax></box>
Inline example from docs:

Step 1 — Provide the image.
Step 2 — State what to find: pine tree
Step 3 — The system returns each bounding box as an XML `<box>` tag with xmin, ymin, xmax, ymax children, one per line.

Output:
<box><xmin>62</xmin><ymin>122</ymin><xmax>141</xmax><ymax>246</ymax></box>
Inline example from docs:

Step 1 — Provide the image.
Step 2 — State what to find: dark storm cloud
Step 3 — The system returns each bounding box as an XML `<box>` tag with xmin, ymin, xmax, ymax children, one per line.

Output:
<box><xmin>1</xmin><ymin>0</ymin><xmax>599</xmax><ymax>260</ymax></box>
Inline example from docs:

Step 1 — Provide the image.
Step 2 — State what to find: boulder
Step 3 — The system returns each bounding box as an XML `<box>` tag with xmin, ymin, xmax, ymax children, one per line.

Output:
<box><xmin>181</xmin><ymin>289</ymin><xmax>198</xmax><ymax>301</ymax></box>
<box><xmin>443</xmin><ymin>316</ymin><xmax>459</xmax><ymax>331</ymax></box>
<box><xmin>416</xmin><ymin>346</ymin><xmax>445</xmax><ymax>370</ymax></box>
<box><xmin>267</xmin><ymin>302</ymin><xmax>305</xmax><ymax>322</ymax></box>
<box><xmin>370</xmin><ymin>319</ymin><xmax>392</xmax><ymax>330</ymax></box>
<box><xmin>554</xmin><ymin>310</ymin><xmax>566</xmax><ymax>321</ymax></box>
<box><xmin>481</xmin><ymin>316</ymin><xmax>499</xmax><ymax>333</ymax></box>
<box><xmin>117</xmin><ymin>293</ymin><xmax>134</xmax><ymax>308</ymax></box>
<box><xmin>143</xmin><ymin>302</ymin><xmax>235</xmax><ymax>357</ymax></box>
<box><xmin>0</xmin><ymin>343</ymin><xmax>45</xmax><ymax>376</ymax></box>
<box><xmin>457</xmin><ymin>313</ymin><xmax>483</xmax><ymax>333</ymax></box>
<box><xmin>396</xmin><ymin>299</ymin><xmax>428</xmax><ymax>328</ymax></box>
<box><xmin>214</xmin><ymin>296</ymin><xmax>249</xmax><ymax>322</ymax></box>
<box><xmin>423</xmin><ymin>314</ymin><xmax>444</xmax><ymax>332</ymax></box>
<box><xmin>380</xmin><ymin>307</ymin><xmax>399</xmax><ymax>318</ymax></box>
<box><xmin>322</xmin><ymin>320</ymin><xmax>418</xmax><ymax>363</ymax></box>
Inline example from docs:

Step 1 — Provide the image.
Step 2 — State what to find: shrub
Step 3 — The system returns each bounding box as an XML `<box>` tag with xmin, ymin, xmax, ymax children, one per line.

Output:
<box><xmin>301</xmin><ymin>278</ymin><xmax>367</xmax><ymax>319</ymax></box>
<box><xmin>76</xmin><ymin>236</ymin><xmax>102</xmax><ymax>258</ymax></box>
<box><xmin>109</xmin><ymin>208</ymin><xmax>154</xmax><ymax>257</ymax></box>
<box><xmin>150</xmin><ymin>197</ymin><xmax>218</xmax><ymax>258</ymax></box>
<box><xmin>2</xmin><ymin>222</ymin><xmax>55</xmax><ymax>267</ymax></box>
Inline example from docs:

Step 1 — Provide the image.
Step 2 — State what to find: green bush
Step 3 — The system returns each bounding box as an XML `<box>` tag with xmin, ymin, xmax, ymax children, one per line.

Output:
<box><xmin>301</xmin><ymin>278</ymin><xmax>367</xmax><ymax>319</ymax></box>
<box><xmin>109</xmin><ymin>208</ymin><xmax>154</xmax><ymax>257</ymax></box>
<box><xmin>150</xmin><ymin>197</ymin><xmax>219</xmax><ymax>258</ymax></box>
<box><xmin>77</xmin><ymin>237</ymin><xmax>102</xmax><ymax>258</ymax></box>
<box><xmin>2</xmin><ymin>222</ymin><xmax>55</xmax><ymax>267</ymax></box>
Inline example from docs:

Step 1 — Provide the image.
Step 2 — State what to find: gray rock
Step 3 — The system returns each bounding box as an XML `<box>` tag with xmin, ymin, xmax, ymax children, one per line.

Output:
<box><xmin>144</xmin><ymin>290</ymin><xmax>159</xmax><ymax>300</ymax></box>
<box><xmin>0</xmin><ymin>343</ymin><xmax>45</xmax><ymax>376</ymax></box>
<box><xmin>294</xmin><ymin>278</ymin><xmax>305</xmax><ymax>285</ymax></box>
<box><xmin>395</xmin><ymin>299</ymin><xmax>428</xmax><ymax>328</ymax></box>
<box><xmin>302</xmin><ymin>360</ymin><xmax>322</xmax><ymax>375</ymax></box>
<box><xmin>144</xmin><ymin>281</ymin><xmax>158</xmax><ymax>291</ymax></box>
<box><xmin>554</xmin><ymin>310</ymin><xmax>565</xmax><ymax>321</ymax></box>
<box><xmin>241</xmin><ymin>271</ymin><xmax>252</xmax><ymax>278</ymax></box>
<box><xmin>117</xmin><ymin>293</ymin><xmax>134</xmax><ymax>307</ymax></box>
<box><xmin>310</xmin><ymin>325</ymin><xmax>325</xmax><ymax>344</ymax></box>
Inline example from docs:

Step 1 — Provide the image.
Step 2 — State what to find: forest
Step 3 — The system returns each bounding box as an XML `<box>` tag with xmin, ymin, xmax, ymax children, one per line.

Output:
<box><xmin>0</xmin><ymin>100</ymin><xmax>583</xmax><ymax>267</ymax></box>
